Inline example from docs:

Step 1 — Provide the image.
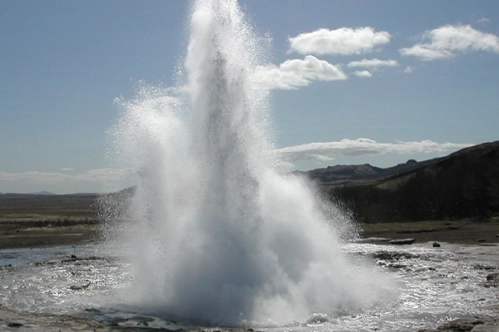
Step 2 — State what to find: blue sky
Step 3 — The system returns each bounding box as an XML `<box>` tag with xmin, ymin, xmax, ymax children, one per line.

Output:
<box><xmin>1</xmin><ymin>0</ymin><xmax>498</xmax><ymax>194</ymax></box>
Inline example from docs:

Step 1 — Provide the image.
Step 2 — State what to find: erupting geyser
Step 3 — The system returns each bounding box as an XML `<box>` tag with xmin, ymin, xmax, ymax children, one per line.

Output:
<box><xmin>104</xmin><ymin>0</ymin><xmax>393</xmax><ymax>326</ymax></box>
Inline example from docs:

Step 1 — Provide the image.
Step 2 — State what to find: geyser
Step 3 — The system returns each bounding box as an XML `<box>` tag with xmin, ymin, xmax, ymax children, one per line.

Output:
<box><xmin>105</xmin><ymin>0</ymin><xmax>392</xmax><ymax>326</ymax></box>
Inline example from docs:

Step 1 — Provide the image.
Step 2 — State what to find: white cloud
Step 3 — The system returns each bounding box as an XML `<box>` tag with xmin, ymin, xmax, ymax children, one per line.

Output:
<box><xmin>0</xmin><ymin>171</ymin><xmax>68</xmax><ymax>184</ymax></box>
<box><xmin>400</xmin><ymin>24</ymin><xmax>499</xmax><ymax>61</ymax></box>
<box><xmin>75</xmin><ymin>168</ymin><xmax>132</xmax><ymax>182</ymax></box>
<box><xmin>289</xmin><ymin>27</ymin><xmax>391</xmax><ymax>56</ymax></box>
<box><xmin>254</xmin><ymin>55</ymin><xmax>347</xmax><ymax>90</ymax></box>
<box><xmin>404</xmin><ymin>66</ymin><xmax>415</xmax><ymax>73</ymax></box>
<box><xmin>348</xmin><ymin>58</ymin><xmax>399</xmax><ymax>69</ymax></box>
<box><xmin>354</xmin><ymin>70</ymin><xmax>372</xmax><ymax>77</ymax></box>
<box><xmin>277</xmin><ymin>138</ymin><xmax>473</xmax><ymax>162</ymax></box>
<box><xmin>400</xmin><ymin>44</ymin><xmax>454</xmax><ymax>61</ymax></box>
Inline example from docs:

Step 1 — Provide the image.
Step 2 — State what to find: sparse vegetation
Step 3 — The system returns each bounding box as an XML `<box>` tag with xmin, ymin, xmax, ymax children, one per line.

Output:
<box><xmin>0</xmin><ymin>193</ymin><xmax>100</xmax><ymax>222</ymax></box>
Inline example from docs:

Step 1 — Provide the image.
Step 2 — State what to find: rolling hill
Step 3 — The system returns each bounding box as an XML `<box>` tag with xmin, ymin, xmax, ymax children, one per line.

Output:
<box><xmin>322</xmin><ymin>141</ymin><xmax>499</xmax><ymax>223</ymax></box>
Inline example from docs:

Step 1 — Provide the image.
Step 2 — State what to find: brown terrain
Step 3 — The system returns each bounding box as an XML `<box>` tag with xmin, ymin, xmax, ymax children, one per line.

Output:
<box><xmin>1</xmin><ymin>193</ymin><xmax>499</xmax><ymax>249</ymax></box>
<box><xmin>0</xmin><ymin>193</ymin><xmax>101</xmax><ymax>249</ymax></box>
<box><xmin>361</xmin><ymin>219</ymin><xmax>499</xmax><ymax>245</ymax></box>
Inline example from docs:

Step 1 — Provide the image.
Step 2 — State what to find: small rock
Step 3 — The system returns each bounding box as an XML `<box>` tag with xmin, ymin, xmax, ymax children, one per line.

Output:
<box><xmin>390</xmin><ymin>238</ymin><xmax>415</xmax><ymax>245</ymax></box>
<box><xmin>480</xmin><ymin>273</ymin><xmax>499</xmax><ymax>288</ymax></box>
<box><xmin>306</xmin><ymin>312</ymin><xmax>329</xmax><ymax>324</ymax></box>
<box><xmin>70</xmin><ymin>281</ymin><xmax>91</xmax><ymax>290</ymax></box>
<box><xmin>7</xmin><ymin>322</ymin><xmax>23</xmax><ymax>327</ymax></box>
<box><xmin>474</xmin><ymin>264</ymin><xmax>496</xmax><ymax>270</ymax></box>
<box><xmin>486</xmin><ymin>273</ymin><xmax>499</xmax><ymax>281</ymax></box>
<box><xmin>472</xmin><ymin>321</ymin><xmax>499</xmax><ymax>332</ymax></box>
<box><xmin>359</xmin><ymin>237</ymin><xmax>391</xmax><ymax>242</ymax></box>
<box><xmin>386</xmin><ymin>263</ymin><xmax>407</xmax><ymax>269</ymax></box>
<box><xmin>372</xmin><ymin>251</ymin><xmax>418</xmax><ymax>260</ymax></box>
<box><xmin>434</xmin><ymin>318</ymin><xmax>486</xmax><ymax>331</ymax></box>
<box><xmin>433</xmin><ymin>242</ymin><xmax>441</xmax><ymax>247</ymax></box>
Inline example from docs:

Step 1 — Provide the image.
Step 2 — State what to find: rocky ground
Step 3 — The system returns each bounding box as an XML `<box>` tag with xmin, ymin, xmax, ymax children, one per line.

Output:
<box><xmin>0</xmin><ymin>219</ymin><xmax>498</xmax><ymax>331</ymax></box>
<box><xmin>0</xmin><ymin>303</ymin><xmax>262</xmax><ymax>331</ymax></box>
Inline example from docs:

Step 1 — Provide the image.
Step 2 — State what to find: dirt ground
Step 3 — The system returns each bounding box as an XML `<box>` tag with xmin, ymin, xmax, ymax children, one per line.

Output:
<box><xmin>1</xmin><ymin>219</ymin><xmax>499</xmax><ymax>249</ymax></box>
<box><xmin>360</xmin><ymin>219</ymin><xmax>499</xmax><ymax>245</ymax></box>
<box><xmin>0</xmin><ymin>222</ymin><xmax>101</xmax><ymax>249</ymax></box>
<box><xmin>2</xmin><ymin>193</ymin><xmax>498</xmax><ymax>248</ymax></box>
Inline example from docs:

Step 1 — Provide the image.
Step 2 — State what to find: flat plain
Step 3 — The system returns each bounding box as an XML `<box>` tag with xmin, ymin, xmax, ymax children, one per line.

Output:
<box><xmin>1</xmin><ymin>193</ymin><xmax>498</xmax><ymax>248</ymax></box>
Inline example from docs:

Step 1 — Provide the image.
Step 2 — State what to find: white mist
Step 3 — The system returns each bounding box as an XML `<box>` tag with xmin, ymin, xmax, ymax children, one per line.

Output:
<box><xmin>105</xmin><ymin>0</ymin><xmax>393</xmax><ymax>326</ymax></box>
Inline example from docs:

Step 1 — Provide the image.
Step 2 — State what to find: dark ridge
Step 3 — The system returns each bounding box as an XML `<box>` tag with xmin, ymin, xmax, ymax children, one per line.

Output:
<box><xmin>325</xmin><ymin>141</ymin><xmax>499</xmax><ymax>223</ymax></box>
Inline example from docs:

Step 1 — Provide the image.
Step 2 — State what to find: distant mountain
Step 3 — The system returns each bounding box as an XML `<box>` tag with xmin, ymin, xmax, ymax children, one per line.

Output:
<box><xmin>325</xmin><ymin>141</ymin><xmax>499</xmax><ymax>223</ymax></box>
<box><xmin>66</xmin><ymin>193</ymin><xmax>100</xmax><ymax>196</ymax></box>
<box><xmin>297</xmin><ymin>157</ymin><xmax>441</xmax><ymax>188</ymax></box>
<box><xmin>4</xmin><ymin>192</ymin><xmax>100</xmax><ymax>197</ymax></box>
<box><xmin>31</xmin><ymin>191</ymin><xmax>57</xmax><ymax>195</ymax></box>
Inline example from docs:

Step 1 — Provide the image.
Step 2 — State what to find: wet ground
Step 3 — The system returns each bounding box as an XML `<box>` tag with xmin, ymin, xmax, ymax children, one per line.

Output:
<box><xmin>0</xmin><ymin>241</ymin><xmax>498</xmax><ymax>331</ymax></box>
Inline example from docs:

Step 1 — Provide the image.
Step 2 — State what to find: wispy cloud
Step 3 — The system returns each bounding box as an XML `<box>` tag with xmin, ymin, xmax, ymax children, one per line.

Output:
<box><xmin>0</xmin><ymin>171</ymin><xmax>68</xmax><ymax>184</ymax></box>
<box><xmin>255</xmin><ymin>55</ymin><xmax>347</xmax><ymax>90</ymax></box>
<box><xmin>354</xmin><ymin>70</ymin><xmax>372</xmax><ymax>77</ymax></box>
<box><xmin>0</xmin><ymin>168</ymin><xmax>131</xmax><ymax>184</ymax></box>
<box><xmin>400</xmin><ymin>24</ymin><xmax>499</xmax><ymax>61</ymax></box>
<box><xmin>289</xmin><ymin>27</ymin><xmax>391</xmax><ymax>56</ymax></box>
<box><xmin>404</xmin><ymin>66</ymin><xmax>415</xmax><ymax>74</ymax></box>
<box><xmin>477</xmin><ymin>17</ymin><xmax>490</xmax><ymax>25</ymax></box>
<box><xmin>348</xmin><ymin>58</ymin><xmax>399</xmax><ymax>69</ymax></box>
<box><xmin>278</xmin><ymin>138</ymin><xmax>473</xmax><ymax>162</ymax></box>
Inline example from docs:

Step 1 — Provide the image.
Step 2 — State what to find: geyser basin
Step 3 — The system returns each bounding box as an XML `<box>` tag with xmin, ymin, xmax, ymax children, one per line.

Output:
<box><xmin>1</xmin><ymin>243</ymin><xmax>498</xmax><ymax>331</ymax></box>
<box><xmin>103</xmin><ymin>0</ymin><xmax>393</xmax><ymax>326</ymax></box>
